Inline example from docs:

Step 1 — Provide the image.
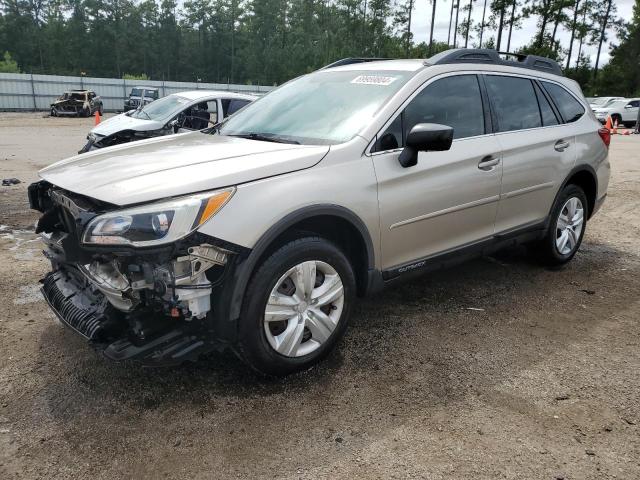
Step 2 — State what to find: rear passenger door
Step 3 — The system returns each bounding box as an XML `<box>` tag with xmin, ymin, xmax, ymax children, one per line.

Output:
<box><xmin>487</xmin><ymin>75</ymin><xmax>578</xmax><ymax>233</ymax></box>
<box><xmin>372</xmin><ymin>73</ymin><xmax>503</xmax><ymax>271</ymax></box>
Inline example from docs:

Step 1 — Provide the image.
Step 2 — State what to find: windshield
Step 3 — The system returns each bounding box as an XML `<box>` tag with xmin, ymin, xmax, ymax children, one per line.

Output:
<box><xmin>218</xmin><ymin>69</ymin><xmax>413</xmax><ymax>145</ymax></box>
<box><xmin>129</xmin><ymin>94</ymin><xmax>189</xmax><ymax>120</ymax></box>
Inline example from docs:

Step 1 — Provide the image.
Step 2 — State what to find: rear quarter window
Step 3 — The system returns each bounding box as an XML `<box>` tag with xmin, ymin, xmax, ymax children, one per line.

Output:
<box><xmin>541</xmin><ymin>82</ymin><xmax>585</xmax><ymax>123</ymax></box>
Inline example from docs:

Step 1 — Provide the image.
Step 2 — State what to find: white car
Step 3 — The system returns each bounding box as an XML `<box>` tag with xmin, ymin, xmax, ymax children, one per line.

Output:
<box><xmin>587</xmin><ymin>96</ymin><xmax>623</xmax><ymax>109</ymax></box>
<box><xmin>592</xmin><ymin>98</ymin><xmax>640</xmax><ymax>127</ymax></box>
<box><xmin>80</xmin><ymin>90</ymin><xmax>256</xmax><ymax>152</ymax></box>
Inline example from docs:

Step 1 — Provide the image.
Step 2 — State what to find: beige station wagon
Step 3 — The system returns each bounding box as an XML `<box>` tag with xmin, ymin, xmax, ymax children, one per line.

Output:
<box><xmin>30</xmin><ymin>49</ymin><xmax>610</xmax><ymax>375</ymax></box>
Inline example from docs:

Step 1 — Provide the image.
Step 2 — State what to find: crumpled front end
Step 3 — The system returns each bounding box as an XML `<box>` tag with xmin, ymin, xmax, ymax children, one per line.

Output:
<box><xmin>29</xmin><ymin>181</ymin><xmax>243</xmax><ymax>365</ymax></box>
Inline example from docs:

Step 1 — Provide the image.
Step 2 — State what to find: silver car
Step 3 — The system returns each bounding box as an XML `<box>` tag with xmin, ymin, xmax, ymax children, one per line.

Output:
<box><xmin>29</xmin><ymin>49</ymin><xmax>610</xmax><ymax>375</ymax></box>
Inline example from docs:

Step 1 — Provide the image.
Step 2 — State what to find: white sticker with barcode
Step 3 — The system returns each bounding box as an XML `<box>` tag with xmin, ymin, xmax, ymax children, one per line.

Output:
<box><xmin>351</xmin><ymin>75</ymin><xmax>397</xmax><ymax>86</ymax></box>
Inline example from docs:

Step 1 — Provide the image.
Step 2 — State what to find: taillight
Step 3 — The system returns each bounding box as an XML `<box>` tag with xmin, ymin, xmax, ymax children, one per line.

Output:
<box><xmin>598</xmin><ymin>127</ymin><xmax>611</xmax><ymax>148</ymax></box>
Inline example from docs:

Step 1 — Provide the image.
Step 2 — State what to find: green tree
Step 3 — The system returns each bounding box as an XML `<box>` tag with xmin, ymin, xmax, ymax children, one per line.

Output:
<box><xmin>0</xmin><ymin>50</ymin><xmax>20</xmax><ymax>72</ymax></box>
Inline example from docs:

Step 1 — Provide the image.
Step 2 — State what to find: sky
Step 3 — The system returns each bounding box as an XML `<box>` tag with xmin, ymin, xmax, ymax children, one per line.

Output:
<box><xmin>410</xmin><ymin>0</ymin><xmax>636</xmax><ymax>67</ymax></box>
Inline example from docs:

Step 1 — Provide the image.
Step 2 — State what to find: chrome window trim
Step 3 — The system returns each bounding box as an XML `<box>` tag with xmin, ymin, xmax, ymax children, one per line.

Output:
<box><xmin>366</xmin><ymin>70</ymin><xmax>588</xmax><ymax>156</ymax></box>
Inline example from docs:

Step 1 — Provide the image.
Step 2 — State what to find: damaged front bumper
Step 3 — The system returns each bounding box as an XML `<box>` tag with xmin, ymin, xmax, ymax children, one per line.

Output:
<box><xmin>30</xmin><ymin>181</ymin><xmax>246</xmax><ymax>365</ymax></box>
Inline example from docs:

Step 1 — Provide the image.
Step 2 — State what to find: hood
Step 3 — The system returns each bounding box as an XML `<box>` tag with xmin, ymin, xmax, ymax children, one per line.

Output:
<box><xmin>91</xmin><ymin>113</ymin><xmax>164</xmax><ymax>137</ymax></box>
<box><xmin>39</xmin><ymin>132</ymin><xmax>329</xmax><ymax>206</ymax></box>
<box><xmin>591</xmin><ymin>107</ymin><xmax>611</xmax><ymax>114</ymax></box>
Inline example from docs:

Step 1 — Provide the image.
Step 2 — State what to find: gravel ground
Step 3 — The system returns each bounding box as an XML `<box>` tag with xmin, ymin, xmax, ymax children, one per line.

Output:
<box><xmin>0</xmin><ymin>113</ymin><xmax>639</xmax><ymax>479</ymax></box>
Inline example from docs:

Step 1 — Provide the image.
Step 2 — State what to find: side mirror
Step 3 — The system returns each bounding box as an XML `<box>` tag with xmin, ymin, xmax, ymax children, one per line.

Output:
<box><xmin>398</xmin><ymin>123</ymin><xmax>454</xmax><ymax>168</ymax></box>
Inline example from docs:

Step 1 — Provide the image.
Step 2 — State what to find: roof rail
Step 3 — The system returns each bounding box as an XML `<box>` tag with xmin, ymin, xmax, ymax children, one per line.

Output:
<box><xmin>321</xmin><ymin>57</ymin><xmax>392</xmax><ymax>69</ymax></box>
<box><xmin>425</xmin><ymin>48</ymin><xmax>563</xmax><ymax>76</ymax></box>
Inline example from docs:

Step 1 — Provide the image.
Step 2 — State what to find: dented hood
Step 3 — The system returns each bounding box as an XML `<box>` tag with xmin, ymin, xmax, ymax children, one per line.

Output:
<box><xmin>39</xmin><ymin>132</ymin><xmax>329</xmax><ymax>206</ymax></box>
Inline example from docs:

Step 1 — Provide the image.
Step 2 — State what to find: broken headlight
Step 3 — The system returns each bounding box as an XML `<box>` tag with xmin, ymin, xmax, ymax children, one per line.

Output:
<box><xmin>82</xmin><ymin>188</ymin><xmax>234</xmax><ymax>247</ymax></box>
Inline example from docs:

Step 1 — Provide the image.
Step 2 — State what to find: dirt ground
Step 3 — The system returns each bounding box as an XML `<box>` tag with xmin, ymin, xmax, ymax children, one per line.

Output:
<box><xmin>0</xmin><ymin>112</ymin><xmax>638</xmax><ymax>480</ymax></box>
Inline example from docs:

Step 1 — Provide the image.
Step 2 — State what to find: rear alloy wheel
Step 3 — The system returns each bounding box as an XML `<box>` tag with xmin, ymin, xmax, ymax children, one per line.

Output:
<box><xmin>555</xmin><ymin>197</ymin><xmax>585</xmax><ymax>255</ymax></box>
<box><xmin>534</xmin><ymin>184</ymin><xmax>588</xmax><ymax>265</ymax></box>
<box><xmin>238</xmin><ymin>237</ymin><xmax>355</xmax><ymax>376</ymax></box>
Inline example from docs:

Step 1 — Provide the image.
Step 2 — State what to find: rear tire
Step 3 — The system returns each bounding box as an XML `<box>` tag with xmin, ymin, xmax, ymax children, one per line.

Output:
<box><xmin>237</xmin><ymin>237</ymin><xmax>355</xmax><ymax>376</ymax></box>
<box><xmin>534</xmin><ymin>184</ymin><xmax>588</xmax><ymax>266</ymax></box>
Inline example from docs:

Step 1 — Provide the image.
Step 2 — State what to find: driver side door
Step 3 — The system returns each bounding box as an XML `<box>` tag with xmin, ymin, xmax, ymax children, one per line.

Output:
<box><xmin>372</xmin><ymin>73</ymin><xmax>503</xmax><ymax>273</ymax></box>
<box><xmin>175</xmin><ymin>100</ymin><xmax>218</xmax><ymax>132</ymax></box>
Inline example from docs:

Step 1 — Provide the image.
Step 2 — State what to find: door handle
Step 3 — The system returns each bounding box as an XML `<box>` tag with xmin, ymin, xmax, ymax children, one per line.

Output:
<box><xmin>478</xmin><ymin>156</ymin><xmax>500</xmax><ymax>171</ymax></box>
<box><xmin>554</xmin><ymin>140</ymin><xmax>570</xmax><ymax>152</ymax></box>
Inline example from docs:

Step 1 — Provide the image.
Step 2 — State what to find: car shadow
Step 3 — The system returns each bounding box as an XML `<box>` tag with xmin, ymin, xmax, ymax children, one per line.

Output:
<box><xmin>35</xmin><ymin>241</ymin><xmax>639</xmax><ymax>423</ymax></box>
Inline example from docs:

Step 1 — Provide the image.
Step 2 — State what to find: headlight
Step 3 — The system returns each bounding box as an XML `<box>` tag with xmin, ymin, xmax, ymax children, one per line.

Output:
<box><xmin>82</xmin><ymin>188</ymin><xmax>234</xmax><ymax>246</ymax></box>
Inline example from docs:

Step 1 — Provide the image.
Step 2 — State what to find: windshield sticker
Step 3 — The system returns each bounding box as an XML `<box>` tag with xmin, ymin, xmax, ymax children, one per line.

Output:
<box><xmin>351</xmin><ymin>75</ymin><xmax>397</xmax><ymax>86</ymax></box>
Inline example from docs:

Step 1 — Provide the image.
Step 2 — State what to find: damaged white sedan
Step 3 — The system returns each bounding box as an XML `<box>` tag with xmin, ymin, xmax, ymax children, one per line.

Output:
<box><xmin>80</xmin><ymin>90</ymin><xmax>255</xmax><ymax>153</ymax></box>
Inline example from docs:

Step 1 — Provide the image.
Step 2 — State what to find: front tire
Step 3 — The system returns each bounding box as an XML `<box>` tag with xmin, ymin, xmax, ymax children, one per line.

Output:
<box><xmin>534</xmin><ymin>184</ymin><xmax>587</xmax><ymax>265</ymax></box>
<box><xmin>237</xmin><ymin>237</ymin><xmax>355</xmax><ymax>376</ymax></box>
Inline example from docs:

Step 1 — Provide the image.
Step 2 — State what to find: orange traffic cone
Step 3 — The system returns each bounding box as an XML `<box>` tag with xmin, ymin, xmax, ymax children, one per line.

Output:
<box><xmin>604</xmin><ymin>115</ymin><xmax>612</xmax><ymax>131</ymax></box>
<box><xmin>612</xmin><ymin>118</ymin><xmax>618</xmax><ymax>134</ymax></box>
<box><xmin>94</xmin><ymin>110</ymin><xmax>101</xmax><ymax>125</ymax></box>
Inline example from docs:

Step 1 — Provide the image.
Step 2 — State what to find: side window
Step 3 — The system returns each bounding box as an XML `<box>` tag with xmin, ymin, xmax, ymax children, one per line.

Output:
<box><xmin>629</xmin><ymin>100</ymin><xmax>640</xmax><ymax>108</ymax></box>
<box><xmin>541</xmin><ymin>82</ymin><xmax>585</xmax><ymax>123</ymax></box>
<box><xmin>485</xmin><ymin>76</ymin><xmax>541</xmax><ymax>132</ymax></box>
<box><xmin>404</xmin><ymin>75</ymin><xmax>485</xmax><ymax>141</ymax></box>
<box><xmin>533</xmin><ymin>83</ymin><xmax>559</xmax><ymax>127</ymax></box>
<box><xmin>222</xmin><ymin>98</ymin><xmax>250</xmax><ymax>117</ymax></box>
<box><xmin>227</xmin><ymin>99</ymin><xmax>250</xmax><ymax>115</ymax></box>
<box><xmin>373</xmin><ymin>74</ymin><xmax>484</xmax><ymax>152</ymax></box>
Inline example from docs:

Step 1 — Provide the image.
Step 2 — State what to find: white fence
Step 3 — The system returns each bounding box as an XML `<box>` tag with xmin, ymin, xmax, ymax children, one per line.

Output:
<box><xmin>0</xmin><ymin>73</ymin><xmax>273</xmax><ymax>112</ymax></box>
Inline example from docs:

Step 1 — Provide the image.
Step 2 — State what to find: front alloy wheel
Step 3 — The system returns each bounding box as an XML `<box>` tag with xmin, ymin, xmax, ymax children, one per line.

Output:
<box><xmin>264</xmin><ymin>260</ymin><xmax>344</xmax><ymax>357</ymax></box>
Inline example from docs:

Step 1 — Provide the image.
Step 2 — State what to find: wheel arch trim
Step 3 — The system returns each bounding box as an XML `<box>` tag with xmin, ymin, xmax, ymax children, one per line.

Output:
<box><xmin>225</xmin><ymin>204</ymin><xmax>376</xmax><ymax>322</ymax></box>
<box><xmin>549</xmin><ymin>164</ymin><xmax>598</xmax><ymax>224</ymax></box>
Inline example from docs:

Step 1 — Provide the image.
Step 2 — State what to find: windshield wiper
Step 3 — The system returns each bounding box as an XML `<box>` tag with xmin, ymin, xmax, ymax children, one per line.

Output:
<box><xmin>228</xmin><ymin>133</ymin><xmax>300</xmax><ymax>144</ymax></box>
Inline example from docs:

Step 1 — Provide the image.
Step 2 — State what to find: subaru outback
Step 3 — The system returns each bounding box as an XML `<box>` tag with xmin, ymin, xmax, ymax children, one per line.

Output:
<box><xmin>29</xmin><ymin>49</ymin><xmax>610</xmax><ymax>376</ymax></box>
